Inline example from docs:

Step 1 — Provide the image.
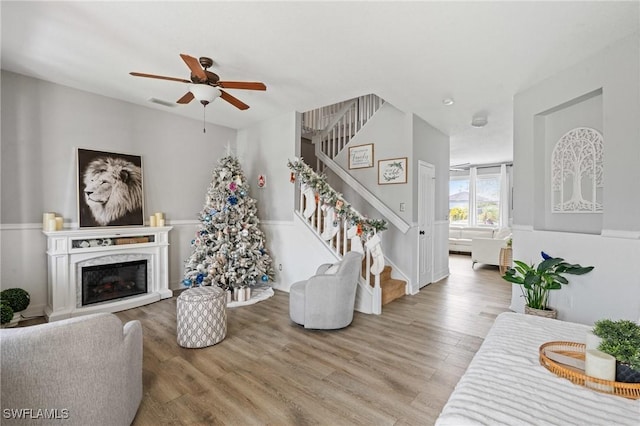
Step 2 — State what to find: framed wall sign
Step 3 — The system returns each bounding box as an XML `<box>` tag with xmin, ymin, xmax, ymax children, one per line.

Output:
<box><xmin>348</xmin><ymin>143</ymin><xmax>374</xmax><ymax>169</ymax></box>
<box><xmin>378</xmin><ymin>157</ymin><xmax>408</xmax><ymax>185</ymax></box>
<box><xmin>77</xmin><ymin>148</ymin><xmax>144</xmax><ymax>227</ymax></box>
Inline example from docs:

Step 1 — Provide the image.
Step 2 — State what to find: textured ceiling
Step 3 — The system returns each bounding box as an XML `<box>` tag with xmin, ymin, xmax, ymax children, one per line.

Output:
<box><xmin>2</xmin><ymin>1</ymin><xmax>638</xmax><ymax>167</ymax></box>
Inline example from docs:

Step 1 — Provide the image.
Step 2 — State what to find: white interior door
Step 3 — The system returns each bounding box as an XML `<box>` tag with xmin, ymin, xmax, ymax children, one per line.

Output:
<box><xmin>418</xmin><ymin>161</ymin><xmax>435</xmax><ymax>288</ymax></box>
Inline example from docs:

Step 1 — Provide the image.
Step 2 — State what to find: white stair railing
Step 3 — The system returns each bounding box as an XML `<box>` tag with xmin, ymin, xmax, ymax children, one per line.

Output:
<box><xmin>315</xmin><ymin>94</ymin><xmax>384</xmax><ymax>166</ymax></box>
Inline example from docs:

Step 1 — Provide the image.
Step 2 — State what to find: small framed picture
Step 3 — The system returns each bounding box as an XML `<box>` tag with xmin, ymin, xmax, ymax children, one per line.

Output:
<box><xmin>378</xmin><ymin>157</ymin><xmax>408</xmax><ymax>185</ymax></box>
<box><xmin>348</xmin><ymin>143</ymin><xmax>374</xmax><ymax>169</ymax></box>
<box><xmin>77</xmin><ymin>148</ymin><xmax>144</xmax><ymax>227</ymax></box>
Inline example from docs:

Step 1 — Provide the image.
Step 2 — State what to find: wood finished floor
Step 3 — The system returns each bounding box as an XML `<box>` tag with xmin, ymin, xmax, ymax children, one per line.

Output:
<box><xmin>16</xmin><ymin>254</ymin><xmax>509</xmax><ymax>425</ymax></box>
<box><xmin>110</xmin><ymin>254</ymin><xmax>512</xmax><ymax>425</ymax></box>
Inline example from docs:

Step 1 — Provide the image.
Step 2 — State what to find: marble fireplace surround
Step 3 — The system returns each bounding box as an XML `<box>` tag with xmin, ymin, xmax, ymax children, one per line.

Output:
<box><xmin>44</xmin><ymin>226</ymin><xmax>173</xmax><ymax>322</ymax></box>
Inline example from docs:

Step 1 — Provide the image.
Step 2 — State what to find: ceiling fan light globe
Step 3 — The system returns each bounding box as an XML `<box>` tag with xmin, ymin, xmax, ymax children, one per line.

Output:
<box><xmin>189</xmin><ymin>84</ymin><xmax>221</xmax><ymax>103</ymax></box>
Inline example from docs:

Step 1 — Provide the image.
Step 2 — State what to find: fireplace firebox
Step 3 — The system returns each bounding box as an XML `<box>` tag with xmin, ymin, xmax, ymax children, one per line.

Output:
<box><xmin>81</xmin><ymin>260</ymin><xmax>147</xmax><ymax>306</ymax></box>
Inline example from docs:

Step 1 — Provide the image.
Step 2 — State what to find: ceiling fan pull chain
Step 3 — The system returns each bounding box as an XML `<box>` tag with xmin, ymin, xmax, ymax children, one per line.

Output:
<box><xmin>203</xmin><ymin>106</ymin><xmax>206</xmax><ymax>133</ymax></box>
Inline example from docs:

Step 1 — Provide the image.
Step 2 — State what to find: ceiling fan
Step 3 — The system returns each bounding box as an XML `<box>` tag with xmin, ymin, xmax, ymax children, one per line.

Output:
<box><xmin>130</xmin><ymin>54</ymin><xmax>266</xmax><ymax>110</ymax></box>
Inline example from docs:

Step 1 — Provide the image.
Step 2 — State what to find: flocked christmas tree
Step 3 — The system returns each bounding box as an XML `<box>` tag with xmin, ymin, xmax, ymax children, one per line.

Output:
<box><xmin>183</xmin><ymin>155</ymin><xmax>274</xmax><ymax>290</ymax></box>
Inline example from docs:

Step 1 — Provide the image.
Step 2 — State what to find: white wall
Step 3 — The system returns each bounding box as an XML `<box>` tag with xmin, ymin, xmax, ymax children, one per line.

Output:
<box><xmin>512</xmin><ymin>34</ymin><xmax>640</xmax><ymax>324</ymax></box>
<box><xmin>1</xmin><ymin>71</ymin><xmax>236</xmax><ymax>312</ymax></box>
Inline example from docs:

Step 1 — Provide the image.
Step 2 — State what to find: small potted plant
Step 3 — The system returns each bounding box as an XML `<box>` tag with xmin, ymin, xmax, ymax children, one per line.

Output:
<box><xmin>0</xmin><ymin>301</ymin><xmax>14</xmax><ymax>326</ymax></box>
<box><xmin>593</xmin><ymin>319</ymin><xmax>640</xmax><ymax>383</ymax></box>
<box><xmin>0</xmin><ymin>288</ymin><xmax>30</xmax><ymax>327</ymax></box>
<box><xmin>502</xmin><ymin>251</ymin><xmax>594</xmax><ymax>319</ymax></box>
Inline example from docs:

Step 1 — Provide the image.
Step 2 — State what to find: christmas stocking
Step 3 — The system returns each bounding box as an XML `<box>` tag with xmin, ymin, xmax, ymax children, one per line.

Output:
<box><xmin>347</xmin><ymin>225</ymin><xmax>364</xmax><ymax>254</ymax></box>
<box><xmin>365</xmin><ymin>233</ymin><xmax>385</xmax><ymax>274</ymax></box>
<box><xmin>320</xmin><ymin>206</ymin><xmax>340</xmax><ymax>240</ymax></box>
<box><xmin>302</xmin><ymin>184</ymin><xmax>316</xmax><ymax>218</ymax></box>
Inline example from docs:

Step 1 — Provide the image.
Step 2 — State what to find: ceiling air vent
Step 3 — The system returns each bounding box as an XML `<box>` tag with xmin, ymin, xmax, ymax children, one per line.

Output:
<box><xmin>147</xmin><ymin>98</ymin><xmax>176</xmax><ymax>108</ymax></box>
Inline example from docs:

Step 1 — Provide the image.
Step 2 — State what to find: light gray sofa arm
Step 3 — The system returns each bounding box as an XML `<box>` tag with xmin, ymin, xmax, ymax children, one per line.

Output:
<box><xmin>0</xmin><ymin>313</ymin><xmax>142</xmax><ymax>426</ymax></box>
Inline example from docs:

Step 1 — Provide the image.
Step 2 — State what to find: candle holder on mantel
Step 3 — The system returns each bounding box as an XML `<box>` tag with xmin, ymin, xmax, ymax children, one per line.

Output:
<box><xmin>539</xmin><ymin>341</ymin><xmax>640</xmax><ymax>399</ymax></box>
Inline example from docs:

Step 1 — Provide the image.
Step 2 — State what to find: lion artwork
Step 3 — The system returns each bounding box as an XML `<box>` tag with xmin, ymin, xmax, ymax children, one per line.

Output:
<box><xmin>82</xmin><ymin>157</ymin><xmax>143</xmax><ymax>226</ymax></box>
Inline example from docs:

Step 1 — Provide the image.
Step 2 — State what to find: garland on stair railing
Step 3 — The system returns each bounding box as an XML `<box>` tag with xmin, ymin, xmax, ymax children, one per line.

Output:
<box><xmin>287</xmin><ymin>157</ymin><xmax>387</xmax><ymax>237</ymax></box>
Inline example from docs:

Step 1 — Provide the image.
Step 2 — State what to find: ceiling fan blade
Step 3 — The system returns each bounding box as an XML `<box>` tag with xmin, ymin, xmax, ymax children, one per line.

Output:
<box><xmin>176</xmin><ymin>91</ymin><xmax>195</xmax><ymax>104</ymax></box>
<box><xmin>130</xmin><ymin>72</ymin><xmax>190</xmax><ymax>83</ymax></box>
<box><xmin>180</xmin><ymin>54</ymin><xmax>207</xmax><ymax>81</ymax></box>
<box><xmin>220</xmin><ymin>90</ymin><xmax>249</xmax><ymax>110</ymax></box>
<box><xmin>218</xmin><ymin>81</ymin><xmax>266</xmax><ymax>91</ymax></box>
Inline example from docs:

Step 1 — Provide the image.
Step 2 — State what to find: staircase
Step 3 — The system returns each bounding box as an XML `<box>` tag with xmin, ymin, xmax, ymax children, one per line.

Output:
<box><xmin>292</xmin><ymin>94</ymin><xmax>408</xmax><ymax>314</ymax></box>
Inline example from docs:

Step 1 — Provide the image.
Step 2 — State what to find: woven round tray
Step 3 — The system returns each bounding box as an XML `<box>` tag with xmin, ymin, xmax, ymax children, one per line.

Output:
<box><xmin>539</xmin><ymin>341</ymin><xmax>640</xmax><ymax>399</ymax></box>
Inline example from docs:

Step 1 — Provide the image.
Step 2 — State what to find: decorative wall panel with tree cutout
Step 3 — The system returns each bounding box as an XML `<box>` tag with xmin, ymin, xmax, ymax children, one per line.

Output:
<box><xmin>551</xmin><ymin>127</ymin><xmax>603</xmax><ymax>213</ymax></box>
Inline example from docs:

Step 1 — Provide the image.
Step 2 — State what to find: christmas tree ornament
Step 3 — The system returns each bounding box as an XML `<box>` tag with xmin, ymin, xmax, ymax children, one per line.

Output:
<box><xmin>261</xmin><ymin>275</ymin><xmax>269</xmax><ymax>282</ymax></box>
<box><xmin>228</xmin><ymin>182</ymin><xmax>237</xmax><ymax>192</ymax></box>
<box><xmin>290</xmin><ymin>172</ymin><xmax>296</xmax><ymax>183</ymax></box>
<box><xmin>365</xmin><ymin>233</ymin><xmax>385</xmax><ymax>274</ymax></box>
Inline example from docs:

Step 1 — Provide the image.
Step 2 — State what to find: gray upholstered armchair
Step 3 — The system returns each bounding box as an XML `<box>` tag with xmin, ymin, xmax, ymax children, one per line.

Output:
<box><xmin>289</xmin><ymin>251</ymin><xmax>363</xmax><ymax>329</ymax></box>
<box><xmin>1</xmin><ymin>313</ymin><xmax>142</xmax><ymax>426</ymax></box>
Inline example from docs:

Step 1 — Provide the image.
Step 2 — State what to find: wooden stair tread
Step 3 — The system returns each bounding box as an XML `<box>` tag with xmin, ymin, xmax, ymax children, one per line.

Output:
<box><xmin>381</xmin><ymin>278</ymin><xmax>406</xmax><ymax>305</ymax></box>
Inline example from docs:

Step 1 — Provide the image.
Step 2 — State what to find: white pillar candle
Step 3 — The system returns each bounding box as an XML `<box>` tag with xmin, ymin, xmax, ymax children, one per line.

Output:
<box><xmin>43</xmin><ymin>213</ymin><xmax>55</xmax><ymax>230</ymax></box>
<box><xmin>47</xmin><ymin>218</ymin><xmax>57</xmax><ymax>232</ymax></box>
<box><xmin>157</xmin><ymin>218</ymin><xmax>165</xmax><ymax>227</ymax></box>
<box><xmin>154</xmin><ymin>212</ymin><xmax>164</xmax><ymax>221</ymax></box>
<box><xmin>586</xmin><ymin>331</ymin><xmax>603</xmax><ymax>350</ymax></box>
<box><xmin>55</xmin><ymin>216</ymin><xmax>64</xmax><ymax>231</ymax></box>
<box><xmin>585</xmin><ymin>349</ymin><xmax>616</xmax><ymax>392</ymax></box>
<box><xmin>149</xmin><ymin>215</ymin><xmax>157</xmax><ymax>227</ymax></box>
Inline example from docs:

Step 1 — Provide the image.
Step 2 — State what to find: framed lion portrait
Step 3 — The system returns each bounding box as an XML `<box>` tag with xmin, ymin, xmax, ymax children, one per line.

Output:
<box><xmin>77</xmin><ymin>148</ymin><xmax>144</xmax><ymax>227</ymax></box>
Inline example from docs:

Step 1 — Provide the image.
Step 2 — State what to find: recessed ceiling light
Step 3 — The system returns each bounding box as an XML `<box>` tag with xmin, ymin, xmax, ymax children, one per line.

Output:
<box><xmin>471</xmin><ymin>115</ymin><xmax>488</xmax><ymax>128</ymax></box>
<box><xmin>442</xmin><ymin>98</ymin><xmax>455</xmax><ymax>106</ymax></box>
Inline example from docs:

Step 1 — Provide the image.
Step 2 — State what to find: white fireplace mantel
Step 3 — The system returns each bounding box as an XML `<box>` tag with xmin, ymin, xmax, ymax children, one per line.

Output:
<box><xmin>44</xmin><ymin>226</ymin><xmax>173</xmax><ymax>322</ymax></box>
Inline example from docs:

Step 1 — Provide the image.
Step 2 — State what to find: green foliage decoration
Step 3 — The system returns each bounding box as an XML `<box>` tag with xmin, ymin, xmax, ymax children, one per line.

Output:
<box><xmin>287</xmin><ymin>157</ymin><xmax>387</xmax><ymax>236</ymax></box>
<box><xmin>0</xmin><ymin>288</ymin><xmax>30</xmax><ymax>313</ymax></box>
<box><xmin>502</xmin><ymin>251</ymin><xmax>594</xmax><ymax>310</ymax></box>
<box><xmin>593</xmin><ymin>319</ymin><xmax>640</xmax><ymax>371</ymax></box>
<box><xmin>0</xmin><ymin>302</ymin><xmax>14</xmax><ymax>325</ymax></box>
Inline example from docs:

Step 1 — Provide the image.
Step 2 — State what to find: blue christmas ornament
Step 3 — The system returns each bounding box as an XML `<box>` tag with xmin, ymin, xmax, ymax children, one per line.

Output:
<box><xmin>205</xmin><ymin>215</ymin><xmax>211</xmax><ymax>222</ymax></box>
<box><xmin>260</xmin><ymin>248</ymin><xmax>265</xmax><ymax>255</ymax></box>
<box><xmin>182</xmin><ymin>278</ymin><xmax>192</xmax><ymax>287</ymax></box>
<box><xmin>261</xmin><ymin>275</ymin><xmax>269</xmax><ymax>282</ymax></box>
<box><xmin>209</xmin><ymin>209</ymin><xmax>217</xmax><ymax>215</ymax></box>
<box><xmin>196</xmin><ymin>273</ymin><xmax>205</xmax><ymax>284</ymax></box>
<box><xmin>228</xmin><ymin>196</ymin><xmax>238</xmax><ymax>205</ymax></box>
<box><xmin>200</xmin><ymin>230</ymin><xmax>208</xmax><ymax>235</ymax></box>
<box><xmin>240</xmin><ymin>190</ymin><xmax>246</xmax><ymax>197</ymax></box>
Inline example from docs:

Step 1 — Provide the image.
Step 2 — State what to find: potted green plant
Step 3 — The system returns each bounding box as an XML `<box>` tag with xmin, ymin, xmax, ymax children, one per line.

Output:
<box><xmin>502</xmin><ymin>251</ymin><xmax>594</xmax><ymax>319</ymax></box>
<box><xmin>593</xmin><ymin>319</ymin><xmax>640</xmax><ymax>383</ymax></box>
<box><xmin>0</xmin><ymin>288</ymin><xmax>30</xmax><ymax>327</ymax></box>
<box><xmin>0</xmin><ymin>301</ymin><xmax>14</xmax><ymax>326</ymax></box>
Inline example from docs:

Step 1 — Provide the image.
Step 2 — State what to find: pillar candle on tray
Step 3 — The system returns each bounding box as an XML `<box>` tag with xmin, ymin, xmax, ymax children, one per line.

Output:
<box><xmin>43</xmin><ymin>213</ymin><xmax>55</xmax><ymax>230</ymax></box>
<box><xmin>585</xmin><ymin>349</ymin><xmax>616</xmax><ymax>392</ymax></box>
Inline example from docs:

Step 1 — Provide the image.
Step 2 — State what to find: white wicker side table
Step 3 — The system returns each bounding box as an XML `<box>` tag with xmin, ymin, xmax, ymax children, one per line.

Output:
<box><xmin>176</xmin><ymin>285</ymin><xmax>227</xmax><ymax>348</ymax></box>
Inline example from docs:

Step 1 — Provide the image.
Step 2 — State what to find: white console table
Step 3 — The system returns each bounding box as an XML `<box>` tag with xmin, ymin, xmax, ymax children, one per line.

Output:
<box><xmin>43</xmin><ymin>226</ymin><xmax>173</xmax><ymax>321</ymax></box>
